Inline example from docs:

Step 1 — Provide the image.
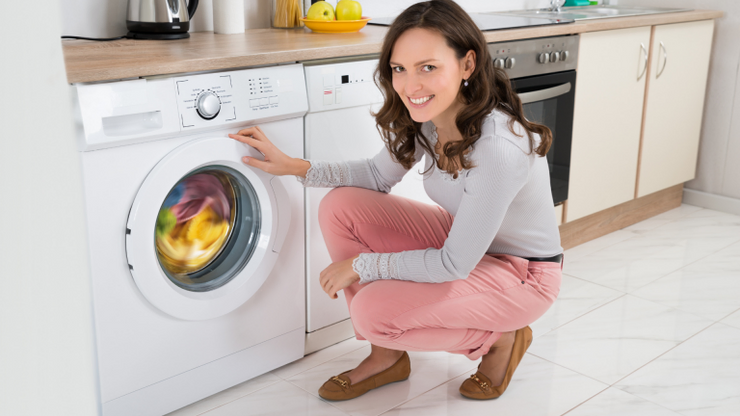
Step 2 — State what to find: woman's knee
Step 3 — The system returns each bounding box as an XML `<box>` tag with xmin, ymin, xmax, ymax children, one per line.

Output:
<box><xmin>318</xmin><ymin>187</ymin><xmax>358</xmax><ymax>229</ymax></box>
<box><xmin>349</xmin><ymin>283</ymin><xmax>396</xmax><ymax>342</ymax></box>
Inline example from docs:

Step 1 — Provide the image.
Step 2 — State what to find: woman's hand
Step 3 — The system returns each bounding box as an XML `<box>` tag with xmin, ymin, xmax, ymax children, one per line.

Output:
<box><xmin>229</xmin><ymin>126</ymin><xmax>309</xmax><ymax>177</ymax></box>
<box><xmin>320</xmin><ymin>255</ymin><xmax>361</xmax><ymax>299</ymax></box>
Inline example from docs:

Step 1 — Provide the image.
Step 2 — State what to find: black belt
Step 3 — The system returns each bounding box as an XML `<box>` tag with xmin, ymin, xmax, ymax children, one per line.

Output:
<box><xmin>523</xmin><ymin>253</ymin><xmax>563</xmax><ymax>263</ymax></box>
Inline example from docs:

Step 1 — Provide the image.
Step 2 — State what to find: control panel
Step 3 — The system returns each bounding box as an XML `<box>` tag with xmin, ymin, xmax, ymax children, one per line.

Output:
<box><xmin>304</xmin><ymin>59</ymin><xmax>384</xmax><ymax>113</ymax></box>
<box><xmin>175</xmin><ymin>73</ymin><xmax>236</xmax><ymax>128</ymax></box>
<box><xmin>74</xmin><ymin>64</ymin><xmax>308</xmax><ymax>151</ymax></box>
<box><xmin>488</xmin><ymin>35</ymin><xmax>579</xmax><ymax>79</ymax></box>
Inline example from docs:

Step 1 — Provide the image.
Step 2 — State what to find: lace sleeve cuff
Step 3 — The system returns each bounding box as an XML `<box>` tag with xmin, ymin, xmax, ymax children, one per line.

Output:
<box><xmin>296</xmin><ymin>160</ymin><xmax>353</xmax><ymax>188</ymax></box>
<box><xmin>352</xmin><ymin>253</ymin><xmax>400</xmax><ymax>284</ymax></box>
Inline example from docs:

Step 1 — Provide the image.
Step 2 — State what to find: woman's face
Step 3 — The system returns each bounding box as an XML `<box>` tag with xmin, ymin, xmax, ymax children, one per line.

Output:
<box><xmin>390</xmin><ymin>28</ymin><xmax>475</xmax><ymax>124</ymax></box>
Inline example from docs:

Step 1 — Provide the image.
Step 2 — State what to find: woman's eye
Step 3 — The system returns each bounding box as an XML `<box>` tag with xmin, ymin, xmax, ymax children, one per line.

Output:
<box><xmin>422</xmin><ymin>65</ymin><xmax>436</xmax><ymax>72</ymax></box>
<box><xmin>392</xmin><ymin>66</ymin><xmax>405</xmax><ymax>73</ymax></box>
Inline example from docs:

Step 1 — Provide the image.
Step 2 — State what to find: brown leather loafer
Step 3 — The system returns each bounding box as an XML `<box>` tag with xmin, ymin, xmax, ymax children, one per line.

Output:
<box><xmin>459</xmin><ymin>326</ymin><xmax>533</xmax><ymax>400</ymax></box>
<box><xmin>318</xmin><ymin>351</ymin><xmax>411</xmax><ymax>401</ymax></box>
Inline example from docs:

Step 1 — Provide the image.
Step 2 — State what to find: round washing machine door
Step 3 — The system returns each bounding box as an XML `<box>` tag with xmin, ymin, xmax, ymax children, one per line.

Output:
<box><xmin>125</xmin><ymin>136</ymin><xmax>291</xmax><ymax>320</ymax></box>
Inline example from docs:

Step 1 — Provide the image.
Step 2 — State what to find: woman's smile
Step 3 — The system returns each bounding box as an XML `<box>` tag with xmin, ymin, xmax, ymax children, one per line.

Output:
<box><xmin>408</xmin><ymin>94</ymin><xmax>435</xmax><ymax>107</ymax></box>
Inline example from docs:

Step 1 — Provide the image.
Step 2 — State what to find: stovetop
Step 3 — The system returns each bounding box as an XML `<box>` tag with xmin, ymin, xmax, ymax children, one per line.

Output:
<box><xmin>367</xmin><ymin>13</ymin><xmax>575</xmax><ymax>31</ymax></box>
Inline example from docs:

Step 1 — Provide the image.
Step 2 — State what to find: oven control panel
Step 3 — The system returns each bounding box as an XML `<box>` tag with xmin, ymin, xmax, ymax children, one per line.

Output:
<box><xmin>488</xmin><ymin>35</ymin><xmax>579</xmax><ymax>79</ymax></box>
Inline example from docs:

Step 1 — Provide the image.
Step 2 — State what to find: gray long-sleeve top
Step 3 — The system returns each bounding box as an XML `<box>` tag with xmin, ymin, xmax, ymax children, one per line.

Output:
<box><xmin>299</xmin><ymin>110</ymin><xmax>562</xmax><ymax>284</ymax></box>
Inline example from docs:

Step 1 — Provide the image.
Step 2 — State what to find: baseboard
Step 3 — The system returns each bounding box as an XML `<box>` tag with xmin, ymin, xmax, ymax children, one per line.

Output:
<box><xmin>305</xmin><ymin>319</ymin><xmax>356</xmax><ymax>355</ymax></box>
<box><xmin>559</xmin><ymin>184</ymin><xmax>683</xmax><ymax>250</ymax></box>
<box><xmin>683</xmin><ymin>188</ymin><xmax>740</xmax><ymax>216</ymax></box>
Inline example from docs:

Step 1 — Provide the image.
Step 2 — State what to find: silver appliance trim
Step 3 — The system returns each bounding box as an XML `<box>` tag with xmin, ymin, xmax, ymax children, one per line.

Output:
<box><xmin>519</xmin><ymin>82</ymin><xmax>572</xmax><ymax>104</ymax></box>
<box><xmin>488</xmin><ymin>35</ymin><xmax>579</xmax><ymax>79</ymax></box>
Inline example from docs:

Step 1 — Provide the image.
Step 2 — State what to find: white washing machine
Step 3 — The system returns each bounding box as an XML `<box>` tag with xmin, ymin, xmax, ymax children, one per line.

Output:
<box><xmin>303</xmin><ymin>58</ymin><xmax>436</xmax><ymax>353</ymax></box>
<box><xmin>73</xmin><ymin>64</ymin><xmax>308</xmax><ymax>416</ymax></box>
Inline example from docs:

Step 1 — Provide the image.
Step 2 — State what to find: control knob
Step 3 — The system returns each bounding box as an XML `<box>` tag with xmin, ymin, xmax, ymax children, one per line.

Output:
<box><xmin>196</xmin><ymin>91</ymin><xmax>221</xmax><ymax>120</ymax></box>
<box><xmin>538</xmin><ymin>52</ymin><xmax>550</xmax><ymax>64</ymax></box>
<box><xmin>505</xmin><ymin>57</ymin><xmax>516</xmax><ymax>69</ymax></box>
<box><xmin>550</xmin><ymin>51</ymin><xmax>560</xmax><ymax>62</ymax></box>
<box><xmin>560</xmin><ymin>50</ymin><xmax>569</xmax><ymax>61</ymax></box>
<box><xmin>493</xmin><ymin>58</ymin><xmax>505</xmax><ymax>69</ymax></box>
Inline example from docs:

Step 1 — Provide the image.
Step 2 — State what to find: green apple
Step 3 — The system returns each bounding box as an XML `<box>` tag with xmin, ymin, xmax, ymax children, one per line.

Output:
<box><xmin>336</xmin><ymin>0</ymin><xmax>362</xmax><ymax>20</ymax></box>
<box><xmin>307</xmin><ymin>1</ymin><xmax>335</xmax><ymax>20</ymax></box>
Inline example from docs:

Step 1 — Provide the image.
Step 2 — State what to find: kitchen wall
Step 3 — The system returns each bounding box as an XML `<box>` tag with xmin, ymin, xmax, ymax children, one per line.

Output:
<box><xmin>1</xmin><ymin>2</ymin><xmax>98</xmax><ymax>416</ymax></box>
<box><xmin>620</xmin><ymin>0</ymin><xmax>740</xmax><ymax>212</ymax></box>
<box><xmin>60</xmin><ymin>0</ymin><xmax>551</xmax><ymax>37</ymax></box>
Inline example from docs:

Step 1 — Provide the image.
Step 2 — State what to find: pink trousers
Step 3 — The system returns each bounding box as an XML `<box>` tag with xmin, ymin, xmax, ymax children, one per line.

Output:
<box><xmin>318</xmin><ymin>187</ymin><xmax>562</xmax><ymax>360</ymax></box>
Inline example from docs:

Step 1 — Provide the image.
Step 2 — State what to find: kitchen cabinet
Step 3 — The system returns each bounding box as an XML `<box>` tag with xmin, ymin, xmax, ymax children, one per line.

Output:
<box><xmin>566</xmin><ymin>26</ymin><xmax>651</xmax><ymax>221</ymax></box>
<box><xmin>636</xmin><ymin>20</ymin><xmax>714</xmax><ymax>197</ymax></box>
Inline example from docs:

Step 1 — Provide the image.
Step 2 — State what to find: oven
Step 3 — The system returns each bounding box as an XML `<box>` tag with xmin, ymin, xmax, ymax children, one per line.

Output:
<box><xmin>488</xmin><ymin>35</ymin><xmax>579</xmax><ymax>205</ymax></box>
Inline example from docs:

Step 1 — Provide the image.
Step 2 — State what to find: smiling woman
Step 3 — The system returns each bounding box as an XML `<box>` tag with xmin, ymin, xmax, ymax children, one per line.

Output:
<box><xmin>374</xmin><ymin>0</ymin><xmax>552</xmax><ymax>176</ymax></box>
<box><xmin>229</xmin><ymin>0</ymin><xmax>564</xmax><ymax>405</ymax></box>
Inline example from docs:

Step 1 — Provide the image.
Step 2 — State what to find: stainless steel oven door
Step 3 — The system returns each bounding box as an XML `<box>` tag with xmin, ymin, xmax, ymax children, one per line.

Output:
<box><xmin>511</xmin><ymin>70</ymin><xmax>576</xmax><ymax>205</ymax></box>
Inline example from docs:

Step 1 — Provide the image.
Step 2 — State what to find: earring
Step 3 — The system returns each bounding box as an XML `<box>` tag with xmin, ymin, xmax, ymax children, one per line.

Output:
<box><xmin>464</xmin><ymin>79</ymin><xmax>469</xmax><ymax>87</ymax></box>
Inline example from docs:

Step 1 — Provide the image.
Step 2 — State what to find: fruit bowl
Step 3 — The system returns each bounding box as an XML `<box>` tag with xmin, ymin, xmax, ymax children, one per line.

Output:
<box><xmin>300</xmin><ymin>17</ymin><xmax>371</xmax><ymax>33</ymax></box>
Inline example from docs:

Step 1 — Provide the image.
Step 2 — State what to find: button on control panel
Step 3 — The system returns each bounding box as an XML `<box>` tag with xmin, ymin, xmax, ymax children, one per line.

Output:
<box><xmin>246</xmin><ymin>76</ymin><xmax>280</xmax><ymax>111</ymax></box>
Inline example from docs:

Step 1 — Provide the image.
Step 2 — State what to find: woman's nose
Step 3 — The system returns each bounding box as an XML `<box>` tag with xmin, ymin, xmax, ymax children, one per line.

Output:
<box><xmin>405</xmin><ymin>74</ymin><xmax>423</xmax><ymax>95</ymax></box>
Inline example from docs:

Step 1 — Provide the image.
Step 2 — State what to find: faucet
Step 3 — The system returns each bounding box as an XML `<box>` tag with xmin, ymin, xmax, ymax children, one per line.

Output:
<box><xmin>550</xmin><ymin>0</ymin><xmax>566</xmax><ymax>12</ymax></box>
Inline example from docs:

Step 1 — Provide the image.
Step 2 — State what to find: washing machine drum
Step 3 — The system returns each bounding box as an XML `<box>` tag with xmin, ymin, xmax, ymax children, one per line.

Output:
<box><xmin>125</xmin><ymin>136</ymin><xmax>291</xmax><ymax>320</ymax></box>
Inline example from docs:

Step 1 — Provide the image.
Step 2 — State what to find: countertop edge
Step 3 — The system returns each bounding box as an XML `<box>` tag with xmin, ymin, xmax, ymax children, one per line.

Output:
<box><xmin>63</xmin><ymin>9</ymin><xmax>723</xmax><ymax>84</ymax></box>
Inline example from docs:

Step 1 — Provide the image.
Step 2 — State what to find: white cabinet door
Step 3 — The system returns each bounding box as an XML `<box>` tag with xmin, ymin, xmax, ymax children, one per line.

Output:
<box><xmin>567</xmin><ymin>26</ymin><xmax>651</xmax><ymax>221</ymax></box>
<box><xmin>637</xmin><ymin>20</ymin><xmax>714</xmax><ymax>197</ymax></box>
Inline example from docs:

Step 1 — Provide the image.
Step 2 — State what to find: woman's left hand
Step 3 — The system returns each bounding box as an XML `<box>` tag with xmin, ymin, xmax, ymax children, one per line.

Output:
<box><xmin>320</xmin><ymin>255</ymin><xmax>361</xmax><ymax>299</ymax></box>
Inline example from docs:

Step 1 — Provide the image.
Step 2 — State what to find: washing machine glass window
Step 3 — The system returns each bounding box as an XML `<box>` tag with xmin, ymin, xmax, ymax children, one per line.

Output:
<box><xmin>155</xmin><ymin>165</ymin><xmax>261</xmax><ymax>292</ymax></box>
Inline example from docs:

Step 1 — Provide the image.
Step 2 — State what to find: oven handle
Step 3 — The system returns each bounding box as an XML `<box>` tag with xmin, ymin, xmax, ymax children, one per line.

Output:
<box><xmin>517</xmin><ymin>82</ymin><xmax>572</xmax><ymax>104</ymax></box>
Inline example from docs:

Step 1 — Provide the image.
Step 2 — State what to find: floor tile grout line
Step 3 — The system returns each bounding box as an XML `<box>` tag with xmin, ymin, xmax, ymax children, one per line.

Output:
<box><xmin>276</xmin><ymin>343</ymin><xmax>371</xmax><ymax>381</ymax></box>
<box><xmin>191</xmin><ymin>378</ymin><xmax>284</xmax><ymax>416</ymax></box>
<box><xmin>716</xmin><ymin>305</ymin><xmax>740</xmax><ymax>325</ymax></box>
<box><xmin>558</xmin><ymin>385</ymin><xmax>611</xmax><ymax>416</ymax></box>
<box><xmin>526</xmin><ymin>294</ymin><xmax>714</xmax><ymax>388</ymax></box>
<box><xmin>566</xmin><ymin>235</ymin><xmax>740</xmax><ymax>299</ymax></box>
<box><xmin>562</xmin><ymin>272</ymin><xmax>629</xmax><ymax>294</ymax></box>
<box><xmin>563</xmin><ymin>205</ymin><xmax>707</xmax><ymax>262</ymax></box>
<box><xmin>526</xmin><ymin>350</ymin><xmax>614</xmax><ymax>386</ymax></box>
<box><xmin>607</xmin><ymin>319</ymin><xmax>719</xmax><ymax>389</ymax></box>
<box><xmin>376</xmin><ymin>364</ymin><xmax>481</xmax><ymax>415</ymax></box>
<box><xmin>534</xmin><ymin>293</ymin><xmax>629</xmax><ymax>339</ymax></box>
<box><xmin>283</xmin><ymin>358</ymin><xmax>480</xmax><ymax>416</ymax></box>
<box><xmin>564</xmin><ymin>232</ymin><xmax>643</xmax><ymax>263</ymax></box>
<box><xmin>622</xmin><ymin>235</ymin><xmax>740</xmax><ymax>300</ymax></box>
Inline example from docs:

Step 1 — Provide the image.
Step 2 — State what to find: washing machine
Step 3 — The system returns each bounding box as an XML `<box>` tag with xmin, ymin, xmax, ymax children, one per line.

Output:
<box><xmin>72</xmin><ymin>64</ymin><xmax>308</xmax><ymax>416</ymax></box>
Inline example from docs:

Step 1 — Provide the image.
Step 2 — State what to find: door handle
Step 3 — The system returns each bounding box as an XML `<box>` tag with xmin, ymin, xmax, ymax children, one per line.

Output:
<box><xmin>638</xmin><ymin>42</ymin><xmax>648</xmax><ymax>80</ymax></box>
<box><xmin>518</xmin><ymin>82</ymin><xmax>572</xmax><ymax>104</ymax></box>
<box><xmin>657</xmin><ymin>41</ymin><xmax>668</xmax><ymax>79</ymax></box>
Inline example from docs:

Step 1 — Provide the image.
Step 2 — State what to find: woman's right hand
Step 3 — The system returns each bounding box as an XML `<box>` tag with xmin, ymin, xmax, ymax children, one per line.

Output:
<box><xmin>228</xmin><ymin>126</ymin><xmax>310</xmax><ymax>177</ymax></box>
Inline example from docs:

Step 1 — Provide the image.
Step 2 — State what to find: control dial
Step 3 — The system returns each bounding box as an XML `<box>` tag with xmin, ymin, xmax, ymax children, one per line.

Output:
<box><xmin>494</xmin><ymin>58</ymin><xmax>505</xmax><ymax>69</ymax></box>
<box><xmin>550</xmin><ymin>51</ymin><xmax>560</xmax><ymax>62</ymax></box>
<box><xmin>538</xmin><ymin>52</ymin><xmax>550</xmax><ymax>64</ymax></box>
<box><xmin>196</xmin><ymin>91</ymin><xmax>221</xmax><ymax>120</ymax></box>
<box><xmin>505</xmin><ymin>57</ymin><xmax>516</xmax><ymax>69</ymax></box>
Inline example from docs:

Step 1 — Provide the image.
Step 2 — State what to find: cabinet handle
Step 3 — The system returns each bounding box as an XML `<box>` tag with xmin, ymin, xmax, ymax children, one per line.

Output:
<box><xmin>518</xmin><ymin>82</ymin><xmax>572</xmax><ymax>104</ymax></box>
<box><xmin>657</xmin><ymin>41</ymin><xmax>668</xmax><ymax>79</ymax></box>
<box><xmin>638</xmin><ymin>42</ymin><xmax>648</xmax><ymax>80</ymax></box>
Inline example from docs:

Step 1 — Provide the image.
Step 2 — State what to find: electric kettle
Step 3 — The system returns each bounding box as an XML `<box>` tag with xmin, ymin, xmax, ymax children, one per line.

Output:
<box><xmin>127</xmin><ymin>0</ymin><xmax>200</xmax><ymax>40</ymax></box>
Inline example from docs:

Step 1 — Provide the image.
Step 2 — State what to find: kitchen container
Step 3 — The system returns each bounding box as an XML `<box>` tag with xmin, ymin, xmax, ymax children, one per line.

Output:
<box><xmin>272</xmin><ymin>0</ymin><xmax>304</xmax><ymax>28</ymax></box>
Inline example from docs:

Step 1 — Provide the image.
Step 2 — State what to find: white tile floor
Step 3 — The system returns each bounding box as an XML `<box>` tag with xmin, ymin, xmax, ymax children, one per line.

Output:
<box><xmin>168</xmin><ymin>204</ymin><xmax>740</xmax><ymax>416</ymax></box>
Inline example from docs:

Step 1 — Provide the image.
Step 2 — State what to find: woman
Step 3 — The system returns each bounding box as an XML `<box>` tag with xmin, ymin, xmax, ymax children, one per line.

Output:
<box><xmin>229</xmin><ymin>0</ymin><xmax>562</xmax><ymax>401</ymax></box>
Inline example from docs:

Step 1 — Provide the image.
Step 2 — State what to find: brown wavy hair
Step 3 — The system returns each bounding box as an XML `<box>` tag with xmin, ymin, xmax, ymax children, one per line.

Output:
<box><xmin>373</xmin><ymin>0</ymin><xmax>552</xmax><ymax>174</ymax></box>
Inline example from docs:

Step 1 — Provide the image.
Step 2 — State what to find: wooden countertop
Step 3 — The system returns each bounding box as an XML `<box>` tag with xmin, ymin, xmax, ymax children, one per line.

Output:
<box><xmin>62</xmin><ymin>9</ymin><xmax>722</xmax><ymax>84</ymax></box>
